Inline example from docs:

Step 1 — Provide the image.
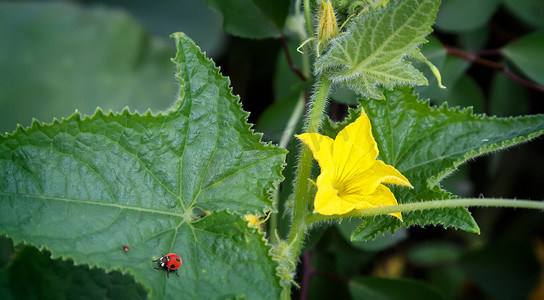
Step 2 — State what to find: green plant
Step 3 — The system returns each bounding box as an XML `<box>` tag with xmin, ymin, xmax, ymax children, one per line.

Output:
<box><xmin>1</xmin><ymin>0</ymin><xmax>544</xmax><ymax>299</ymax></box>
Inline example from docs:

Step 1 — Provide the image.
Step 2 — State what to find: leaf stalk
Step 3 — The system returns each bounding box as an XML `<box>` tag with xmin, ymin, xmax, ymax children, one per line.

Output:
<box><xmin>305</xmin><ymin>198</ymin><xmax>544</xmax><ymax>224</ymax></box>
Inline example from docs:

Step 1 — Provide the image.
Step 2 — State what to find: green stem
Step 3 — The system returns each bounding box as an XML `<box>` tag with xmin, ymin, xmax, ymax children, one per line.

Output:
<box><xmin>280</xmin><ymin>3</ymin><xmax>321</xmax><ymax>299</ymax></box>
<box><xmin>303</xmin><ymin>0</ymin><xmax>314</xmax><ymax>39</ymax></box>
<box><xmin>305</xmin><ymin>198</ymin><xmax>544</xmax><ymax>224</ymax></box>
<box><xmin>284</xmin><ymin>78</ymin><xmax>331</xmax><ymax>295</ymax></box>
<box><xmin>306</xmin><ymin>78</ymin><xmax>331</xmax><ymax>133</ymax></box>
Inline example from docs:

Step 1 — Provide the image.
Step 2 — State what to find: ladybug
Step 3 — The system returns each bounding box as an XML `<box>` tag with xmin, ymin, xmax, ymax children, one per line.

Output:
<box><xmin>153</xmin><ymin>253</ymin><xmax>182</xmax><ymax>278</ymax></box>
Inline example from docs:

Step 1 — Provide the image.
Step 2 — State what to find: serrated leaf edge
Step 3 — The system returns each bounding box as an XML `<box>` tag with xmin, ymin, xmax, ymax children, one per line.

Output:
<box><xmin>171</xmin><ymin>32</ymin><xmax>287</xmax><ymax>216</ymax></box>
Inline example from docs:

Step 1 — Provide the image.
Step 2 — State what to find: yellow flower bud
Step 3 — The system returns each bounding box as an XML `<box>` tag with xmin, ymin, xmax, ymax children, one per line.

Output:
<box><xmin>244</xmin><ymin>212</ymin><xmax>271</xmax><ymax>233</ymax></box>
<box><xmin>317</xmin><ymin>0</ymin><xmax>338</xmax><ymax>45</ymax></box>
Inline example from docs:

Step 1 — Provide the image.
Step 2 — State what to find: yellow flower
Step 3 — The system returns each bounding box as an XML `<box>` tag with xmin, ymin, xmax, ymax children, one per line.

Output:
<box><xmin>296</xmin><ymin>109</ymin><xmax>412</xmax><ymax>219</ymax></box>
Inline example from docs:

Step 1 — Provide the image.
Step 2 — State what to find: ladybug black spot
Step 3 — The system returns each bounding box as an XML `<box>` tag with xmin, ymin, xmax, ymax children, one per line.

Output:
<box><xmin>176</xmin><ymin>258</ymin><xmax>181</xmax><ymax>262</ymax></box>
<box><xmin>170</xmin><ymin>264</ymin><xmax>176</xmax><ymax>269</ymax></box>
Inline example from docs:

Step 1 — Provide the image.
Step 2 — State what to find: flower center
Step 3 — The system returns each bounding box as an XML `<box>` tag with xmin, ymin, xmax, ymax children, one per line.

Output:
<box><xmin>332</xmin><ymin>180</ymin><xmax>347</xmax><ymax>197</ymax></box>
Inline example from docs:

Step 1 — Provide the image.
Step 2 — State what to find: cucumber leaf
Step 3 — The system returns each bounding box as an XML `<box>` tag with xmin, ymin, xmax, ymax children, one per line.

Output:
<box><xmin>323</xmin><ymin>87</ymin><xmax>544</xmax><ymax>241</ymax></box>
<box><xmin>316</xmin><ymin>0</ymin><xmax>440</xmax><ymax>99</ymax></box>
<box><xmin>0</xmin><ymin>32</ymin><xmax>287</xmax><ymax>299</ymax></box>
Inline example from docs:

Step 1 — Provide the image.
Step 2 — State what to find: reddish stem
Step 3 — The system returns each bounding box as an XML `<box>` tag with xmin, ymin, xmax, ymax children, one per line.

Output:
<box><xmin>299</xmin><ymin>251</ymin><xmax>314</xmax><ymax>300</ymax></box>
<box><xmin>445</xmin><ymin>47</ymin><xmax>504</xmax><ymax>71</ymax></box>
<box><xmin>444</xmin><ymin>45</ymin><xmax>544</xmax><ymax>93</ymax></box>
<box><xmin>280</xmin><ymin>34</ymin><xmax>308</xmax><ymax>82</ymax></box>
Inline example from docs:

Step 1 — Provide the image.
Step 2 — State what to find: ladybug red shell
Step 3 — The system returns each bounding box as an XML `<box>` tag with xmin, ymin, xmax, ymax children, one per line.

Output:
<box><xmin>153</xmin><ymin>253</ymin><xmax>182</xmax><ymax>278</ymax></box>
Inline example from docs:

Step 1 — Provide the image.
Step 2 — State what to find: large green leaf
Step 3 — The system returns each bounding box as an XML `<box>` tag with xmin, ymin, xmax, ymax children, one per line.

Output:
<box><xmin>502</xmin><ymin>30</ymin><xmax>544</xmax><ymax>86</ymax></box>
<box><xmin>315</xmin><ymin>0</ymin><xmax>440</xmax><ymax>99</ymax></box>
<box><xmin>206</xmin><ymin>0</ymin><xmax>290</xmax><ymax>38</ymax></box>
<box><xmin>0</xmin><ymin>2</ymin><xmax>176</xmax><ymax>134</ymax></box>
<box><xmin>323</xmin><ymin>87</ymin><xmax>544</xmax><ymax>241</ymax></box>
<box><xmin>0</xmin><ymin>32</ymin><xmax>287</xmax><ymax>299</ymax></box>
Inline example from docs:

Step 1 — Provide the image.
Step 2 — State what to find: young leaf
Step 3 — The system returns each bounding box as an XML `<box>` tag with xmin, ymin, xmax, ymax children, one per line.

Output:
<box><xmin>315</xmin><ymin>0</ymin><xmax>440</xmax><ymax>99</ymax></box>
<box><xmin>0</xmin><ymin>32</ymin><xmax>286</xmax><ymax>298</ymax></box>
<box><xmin>323</xmin><ymin>87</ymin><xmax>544</xmax><ymax>241</ymax></box>
<box><xmin>206</xmin><ymin>0</ymin><xmax>289</xmax><ymax>38</ymax></box>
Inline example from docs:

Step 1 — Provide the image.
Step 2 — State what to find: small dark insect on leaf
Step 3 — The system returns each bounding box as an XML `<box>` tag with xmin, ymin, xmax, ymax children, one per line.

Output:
<box><xmin>123</xmin><ymin>245</ymin><xmax>130</xmax><ymax>252</ymax></box>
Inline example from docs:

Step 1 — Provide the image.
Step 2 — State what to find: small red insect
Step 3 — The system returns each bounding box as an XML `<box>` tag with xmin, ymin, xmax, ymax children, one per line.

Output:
<box><xmin>122</xmin><ymin>245</ymin><xmax>130</xmax><ymax>252</ymax></box>
<box><xmin>153</xmin><ymin>253</ymin><xmax>182</xmax><ymax>278</ymax></box>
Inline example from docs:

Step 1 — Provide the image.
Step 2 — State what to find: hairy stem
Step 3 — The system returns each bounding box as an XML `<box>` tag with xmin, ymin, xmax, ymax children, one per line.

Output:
<box><xmin>305</xmin><ymin>198</ymin><xmax>544</xmax><ymax>224</ymax></box>
<box><xmin>281</xmin><ymin>78</ymin><xmax>331</xmax><ymax>299</ymax></box>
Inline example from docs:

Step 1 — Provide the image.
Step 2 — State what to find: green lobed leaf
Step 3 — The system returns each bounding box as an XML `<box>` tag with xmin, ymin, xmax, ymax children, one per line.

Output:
<box><xmin>0</xmin><ymin>32</ymin><xmax>287</xmax><ymax>299</ymax></box>
<box><xmin>350</xmin><ymin>183</ymin><xmax>478</xmax><ymax>242</ymax></box>
<box><xmin>323</xmin><ymin>87</ymin><xmax>544</xmax><ymax>241</ymax></box>
<box><xmin>502</xmin><ymin>30</ymin><xmax>544</xmax><ymax>86</ymax></box>
<box><xmin>205</xmin><ymin>0</ymin><xmax>290</xmax><ymax>39</ymax></box>
<box><xmin>349</xmin><ymin>277</ymin><xmax>446</xmax><ymax>300</ymax></box>
<box><xmin>315</xmin><ymin>0</ymin><xmax>440</xmax><ymax>99</ymax></box>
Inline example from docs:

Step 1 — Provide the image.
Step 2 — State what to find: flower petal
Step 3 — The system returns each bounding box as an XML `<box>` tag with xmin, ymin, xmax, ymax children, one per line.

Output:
<box><xmin>314</xmin><ymin>170</ymin><xmax>357</xmax><ymax>215</ymax></box>
<box><xmin>352</xmin><ymin>185</ymin><xmax>402</xmax><ymax>220</ymax></box>
<box><xmin>296</xmin><ymin>133</ymin><xmax>335</xmax><ymax>170</ymax></box>
<box><xmin>344</xmin><ymin>160</ymin><xmax>412</xmax><ymax>195</ymax></box>
<box><xmin>332</xmin><ymin>110</ymin><xmax>379</xmax><ymax>184</ymax></box>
